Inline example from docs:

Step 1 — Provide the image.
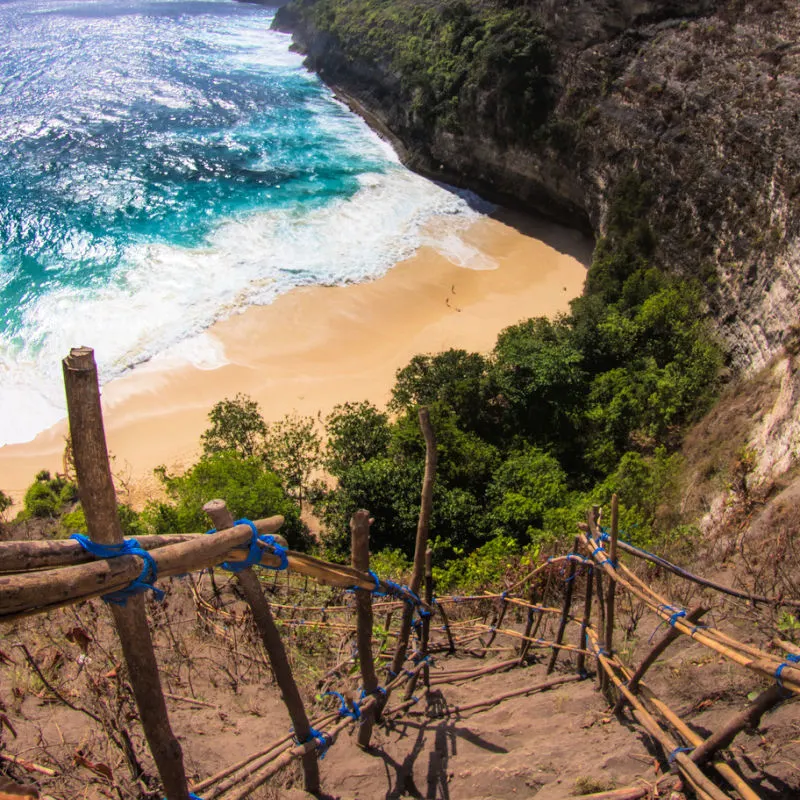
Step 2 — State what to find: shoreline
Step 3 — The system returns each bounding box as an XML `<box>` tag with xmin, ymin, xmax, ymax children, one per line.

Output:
<box><xmin>0</xmin><ymin>209</ymin><xmax>591</xmax><ymax>509</ymax></box>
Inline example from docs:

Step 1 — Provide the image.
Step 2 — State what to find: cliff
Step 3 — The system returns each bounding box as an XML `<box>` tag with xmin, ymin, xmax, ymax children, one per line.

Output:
<box><xmin>274</xmin><ymin>0</ymin><xmax>800</xmax><ymax>370</ymax></box>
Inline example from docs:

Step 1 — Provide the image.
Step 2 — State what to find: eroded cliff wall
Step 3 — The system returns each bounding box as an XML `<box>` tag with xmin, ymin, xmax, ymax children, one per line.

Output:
<box><xmin>274</xmin><ymin>0</ymin><xmax>800</xmax><ymax>370</ymax></box>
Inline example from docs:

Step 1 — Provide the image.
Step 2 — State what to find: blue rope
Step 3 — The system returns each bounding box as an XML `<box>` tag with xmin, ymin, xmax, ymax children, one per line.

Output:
<box><xmin>323</xmin><ymin>691</ymin><xmax>361</xmax><ymax>720</ymax></box>
<box><xmin>667</xmin><ymin>746</ymin><xmax>693</xmax><ymax>764</ymax></box>
<box><xmin>776</xmin><ymin>653</ymin><xmax>800</xmax><ymax>695</ymax></box>
<box><xmin>360</xmin><ymin>686</ymin><xmax>387</xmax><ymax>701</ymax></box>
<box><xmin>70</xmin><ymin>534</ymin><xmax>164</xmax><ymax>606</ymax></box>
<box><xmin>648</xmin><ymin>604</ymin><xmax>688</xmax><ymax>643</ymax></box>
<box><xmin>295</xmin><ymin>727</ymin><xmax>330</xmax><ymax>758</ymax></box>
<box><xmin>206</xmin><ymin>519</ymin><xmax>288</xmax><ymax>573</ymax></box>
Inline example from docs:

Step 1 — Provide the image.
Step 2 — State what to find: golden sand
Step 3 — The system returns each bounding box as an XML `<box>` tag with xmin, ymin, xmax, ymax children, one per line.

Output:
<box><xmin>0</xmin><ymin>210</ymin><xmax>590</xmax><ymax>507</ymax></box>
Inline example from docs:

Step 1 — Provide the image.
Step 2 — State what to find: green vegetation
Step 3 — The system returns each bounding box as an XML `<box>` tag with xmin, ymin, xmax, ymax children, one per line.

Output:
<box><xmin>5</xmin><ymin>170</ymin><xmax>719</xmax><ymax>592</ymax></box>
<box><xmin>285</xmin><ymin>0</ymin><xmax>553</xmax><ymax>140</ymax></box>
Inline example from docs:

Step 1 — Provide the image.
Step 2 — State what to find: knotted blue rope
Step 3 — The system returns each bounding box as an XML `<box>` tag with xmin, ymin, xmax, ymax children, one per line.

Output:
<box><xmin>323</xmin><ymin>691</ymin><xmax>361</xmax><ymax>720</ymax></box>
<box><xmin>205</xmin><ymin>519</ymin><xmax>288</xmax><ymax>573</ymax></box>
<box><xmin>360</xmin><ymin>686</ymin><xmax>387</xmax><ymax>701</ymax></box>
<box><xmin>776</xmin><ymin>653</ymin><xmax>800</xmax><ymax>695</ymax></box>
<box><xmin>294</xmin><ymin>727</ymin><xmax>330</xmax><ymax>758</ymax></box>
<box><xmin>649</xmin><ymin>604</ymin><xmax>688</xmax><ymax>642</ymax></box>
<box><xmin>70</xmin><ymin>534</ymin><xmax>164</xmax><ymax>606</ymax></box>
<box><xmin>667</xmin><ymin>746</ymin><xmax>693</xmax><ymax>764</ymax></box>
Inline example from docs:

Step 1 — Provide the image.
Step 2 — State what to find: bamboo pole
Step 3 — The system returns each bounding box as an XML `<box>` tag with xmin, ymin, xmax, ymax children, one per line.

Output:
<box><xmin>478</xmin><ymin>591</ymin><xmax>509</xmax><ymax>658</ymax></box>
<box><xmin>0</xmin><ymin>522</ymin><xmax>433</xmax><ymax>622</ymax></box>
<box><xmin>517</xmin><ymin>582</ymin><xmax>541</xmax><ymax>662</ymax></box>
<box><xmin>547</xmin><ymin>535</ymin><xmax>580</xmax><ymax>674</ymax></box>
<box><xmin>690</xmin><ymin>684</ymin><xmax>787</xmax><ymax>766</ymax></box>
<box><xmin>612</xmin><ymin>604</ymin><xmax>708</xmax><ymax>715</ymax></box>
<box><xmin>614</xmin><ymin>664</ymin><xmax>761</xmax><ymax>800</ymax></box>
<box><xmin>576</xmin><ymin>563</ymin><xmax>594</xmax><ymax>677</ymax></box>
<box><xmin>604</xmin><ymin>494</ymin><xmax>618</xmax><ymax>661</ymax></box>
<box><xmin>448</xmin><ymin>673</ymin><xmax>584</xmax><ymax>715</ymax></box>
<box><xmin>587</xmin><ymin>632</ymin><xmax>730</xmax><ymax>800</ymax></box>
<box><xmin>583</xmin><ymin>530</ymin><xmax>800</xmax><ymax>693</ymax></box>
<box><xmin>350</xmin><ymin>509</ymin><xmax>381</xmax><ymax>748</ymax></box>
<box><xmin>62</xmin><ymin>347</ymin><xmax>190</xmax><ymax>800</ymax></box>
<box><xmin>388</xmin><ymin>407</ymin><xmax>436</xmax><ymax>680</ymax></box>
<box><xmin>203</xmin><ymin>500</ymin><xmax>319</xmax><ymax>795</ymax></box>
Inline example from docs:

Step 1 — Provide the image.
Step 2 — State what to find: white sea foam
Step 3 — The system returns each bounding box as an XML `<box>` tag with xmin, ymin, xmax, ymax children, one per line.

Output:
<box><xmin>0</xmin><ymin>166</ymin><xmax>482</xmax><ymax>446</ymax></box>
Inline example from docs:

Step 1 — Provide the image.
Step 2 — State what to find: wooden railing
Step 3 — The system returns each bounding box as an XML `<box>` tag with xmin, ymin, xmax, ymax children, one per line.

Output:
<box><xmin>0</xmin><ymin>347</ymin><xmax>797</xmax><ymax>800</ymax></box>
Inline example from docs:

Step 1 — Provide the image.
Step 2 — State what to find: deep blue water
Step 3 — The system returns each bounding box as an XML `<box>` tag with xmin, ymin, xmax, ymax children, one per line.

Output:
<box><xmin>0</xmin><ymin>0</ymin><xmax>479</xmax><ymax>444</ymax></box>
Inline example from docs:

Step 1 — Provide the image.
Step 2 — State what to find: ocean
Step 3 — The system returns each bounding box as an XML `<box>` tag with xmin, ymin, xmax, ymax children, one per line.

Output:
<box><xmin>0</xmin><ymin>0</ymin><xmax>488</xmax><ymax>447</ymax></box>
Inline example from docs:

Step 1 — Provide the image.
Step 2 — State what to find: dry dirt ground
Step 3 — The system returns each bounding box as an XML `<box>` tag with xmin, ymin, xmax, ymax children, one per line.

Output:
<box><xmin>0</xmin><ymin>571</ymin><xmax>798</xmax><ymax>800</ymax></box>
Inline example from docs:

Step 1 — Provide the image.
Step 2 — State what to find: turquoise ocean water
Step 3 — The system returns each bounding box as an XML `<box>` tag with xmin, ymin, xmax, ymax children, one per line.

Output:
<box><xmin>0</xmin><ymin>0</ymin><xmax>486</xmax><ymax>446</ymax></box>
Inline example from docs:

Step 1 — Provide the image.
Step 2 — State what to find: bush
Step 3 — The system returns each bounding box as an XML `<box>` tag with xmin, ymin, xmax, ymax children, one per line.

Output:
<box><xmin>142</xmin><ymin>451</ymin><xmax>309</xmax><ymax>549</ymax></box>
<box><xmin>201</xmin><ymin>394</ymin><xmax>267</xmax><ymax>459</ymax></box>
<box><xmin>20</xmin><ymin>471</ymin><xmax>77</xmax><ymax>520</ymax></box>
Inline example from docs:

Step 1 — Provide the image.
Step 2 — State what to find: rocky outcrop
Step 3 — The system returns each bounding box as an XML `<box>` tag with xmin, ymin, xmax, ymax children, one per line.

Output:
<box><xmin>275</xmin><ymin>0</ymin><xmax>800</xmax><ymax>370</ymax></box>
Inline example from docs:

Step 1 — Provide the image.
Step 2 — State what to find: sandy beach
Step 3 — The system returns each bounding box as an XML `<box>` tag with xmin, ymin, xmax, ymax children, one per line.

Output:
<box><xmin>0</xmin><ymin>209</ymin><xmax>591</xmax><ymax>507</ymax></box>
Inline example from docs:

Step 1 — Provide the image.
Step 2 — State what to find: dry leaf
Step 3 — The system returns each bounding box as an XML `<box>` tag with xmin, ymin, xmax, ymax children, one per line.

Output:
<box><xmin>65</xmin><ymin>627</ymin><xmax>92</xmax><ymax>653</ymax></box>
<box><xmin>73</xmin><ymin>751</ymin><xmax>113</xmax><ymax>782</ymax></box>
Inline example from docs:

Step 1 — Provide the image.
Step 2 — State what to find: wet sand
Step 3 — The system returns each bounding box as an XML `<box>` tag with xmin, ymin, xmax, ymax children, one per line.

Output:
<box><xmin>0</xmin><ymin>209</ymin><xmax>591</xmax><ymax>507</ymax></box>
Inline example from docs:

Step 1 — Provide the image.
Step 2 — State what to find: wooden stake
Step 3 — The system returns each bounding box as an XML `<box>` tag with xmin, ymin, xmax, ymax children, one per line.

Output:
<box><xmin>604</xmin><ymin>494</ymin><xmax>618</xmax><ymax>658</ymax></box>
<box><xmin>517</xmin><ymin>582</ymin><xmax>540</xmax><ymax>662</ymax></box>
<box><xmin>690</xmin><ymin>684</ymin><xmax>787</xmax><ymax>766</ymax></box>
<box><xmin>546</xmin><ymin>535</ymin><xmax>580</xmax><ymax>674</ymax></box>
<box><xmin>62</xmin><ymin>347</ymin><xmax>189</xmax><ymax>800</ymax></box>
<box><xmin>613</xmin><ymin>604</ymin><xmax>708</xmax><ymax>715</ymax></box>
<box><xmin>203</xmin><ymin>500</ymin><xmax>320</xmax><ymax>795</ymax></box>
<box><xmin>350</xmin><ymin>510</ymin><xmax>381</xmax><ymax>748</ymax></box>
<box><xmin>389</xmin><ymin>407</ymin><xmax>436</xmax><ymax>680</ymax></box>
<box><xmin>576</xmin><ymin>563</ymin><xmax>594</xmax><ymax>677</ymax></box>
<box><xmin>405</xmin><ymin>548</ymin><xmax>434</xmax><ymax>700</ymax></box>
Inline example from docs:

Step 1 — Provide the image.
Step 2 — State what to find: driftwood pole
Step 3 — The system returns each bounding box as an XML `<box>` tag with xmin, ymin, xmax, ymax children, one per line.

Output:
<box><xmin>62</xmin><ymin>347</ymin><xmax>190</xmax><ymax>800</ymax></box>
<box><xmin>575</xmin><ymin>563</ymin><xmax>594</xmax><ymax>677</ymax></box>
<box><xmin>546</xmin><ymin>535</ymin><xmax>580</xmax><ymax>674</ymax></box>
<box><xmin>350</xmin><ymin>510</ymin><xmax>381</xmax><ymax>748</ymax></box>
<box><xmin>203</xmin><ymin>500</ymin><xmax>320</xmax><ymax>795</ymax></box>
<box><xmin>389</xmin><ymin>407</ymin><xmax>436</xmax><ymax>680</ymax></box>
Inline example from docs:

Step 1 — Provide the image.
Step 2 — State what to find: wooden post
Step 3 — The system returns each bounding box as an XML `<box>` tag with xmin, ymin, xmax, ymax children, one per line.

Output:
<box><xmin>203</xmin><ymin>500</ymin><xmax>320</xmax><ymax>795</ymax></box>
<box><xmin>479</xmin><ymin>591</ymin><xmax>509</xmax><ymax>658</ymax></box>
<box><xmin>613</xmin><ymin>605</ymin><xmax>708</xmax><ymax>715</ymax></box>
<box><xmin>62</xmin><ymin>347</ymin><xmax>190</xmax><ymax>800</ymax></box>
<box><xmin>575</xmin><ymin>563</ymin><xmax>594</xmax><ymax>677</ymax></box>
<box><xmin>690</xmin><ymin>684</ymin><xmax>787</xmax><ymax>766</ymax></box>
<box><xmin>517</xmin><ymin>582</ymin><xmax>540</xmax><ymax>663</ymax></box>
<box><xmin>436</xmin><ymin>599</ymin><xmax>456</xmax><ymax>654</ymax></box>
<box><xmin>350</xmin><ymin>510</ymin><xmax>381</xmax><ymax>748</ymax></box>
<box><xmin>546</xmin><ymin>535</ymin><xmax>580</xmax><ymax>674</ymax></box>
<box><xmin>388</xmin><ymin>407</ymin><xmax>436</xmax><ymax>681</ymax></box>
<box><xmin>405</xmin><ymin>548</ymin><xmax>434</xmax><ymax>700</ymax></box>
<box><xmin>422</xmin><ymin>548</ymin><xmax>433</xmax><ymax>688</ymax></box>
<box><xmin>604</xmin><ymin>494</ymin><xmax>618</xmax><ymax>658</ymax></box>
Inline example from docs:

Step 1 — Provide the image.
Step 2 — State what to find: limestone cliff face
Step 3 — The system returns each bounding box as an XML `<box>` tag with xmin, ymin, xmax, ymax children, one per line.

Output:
<box><xmin>274</xmin><ymin>0</ymin><xmax>800</xmax><ymax>371</ymax></box>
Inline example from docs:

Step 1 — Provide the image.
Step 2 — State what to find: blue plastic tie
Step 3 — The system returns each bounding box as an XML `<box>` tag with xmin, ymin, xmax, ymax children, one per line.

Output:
<box><xmin>776</xmin><ymin>653</ymin><xmax>800</xmax><ymax>695</ymax></box>
<box><xmin>323</xmin><ymin>691</ymin><xmax>360</xmax><ymax>720</ymax></box>
<box><xmin>206</xmin><ymin>519</ymin><xmax>288</xmax><ymax>573</ymax></box>
<box><xmin>296</xmin><ymin>727</ymin><xmax>330</xmax><ymax>758</ymax></box>
<box><xmin>668</xmin><ymin>746</ymin><xmax>693</xmax><ymax>764</ymax></box>
<box><xmin>70</xmin><ymin>534</ymin><xmax>164</xmax><ymax>606</ymax></box>
<box><xmin>360</xmin><ymin>686</ymin><xmax>387</xmax><ymax>701</ymax></box>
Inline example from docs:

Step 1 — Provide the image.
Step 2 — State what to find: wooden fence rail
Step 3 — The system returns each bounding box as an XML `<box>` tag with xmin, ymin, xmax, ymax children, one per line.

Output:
<box><xmin>0</xmin><ymin>347</ymin><xmax>796</xmax><ymax>800</ymax></box>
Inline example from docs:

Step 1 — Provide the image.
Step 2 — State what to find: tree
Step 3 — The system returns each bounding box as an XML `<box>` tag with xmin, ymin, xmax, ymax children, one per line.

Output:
<box><xmin>264</xmin><ymin>413</ymin><xmax>322</xmax><ymax>504</ymax></box>
<box><xmin>201</xmin><ymin>394</ymin><xmax>267</xmax><ymax>459</ymax></box>
<box><xmin>487</xmin><ymin>445</ymin><xmax>568</xmax><ymax>539</ymax></box>
<box><xmin>391</xmin><ymin>350</ymin><xmax>491</xmax><ymax>434</ymax></box>
<box><xmin>144</xmin><ymin>451</ymin><xmax>308</xmax><ymax>548</ymax></box>
<box><xmin>324</xmin><ymin>401</ymin><xmax>391</xmax><ymax>478</ymax></box>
